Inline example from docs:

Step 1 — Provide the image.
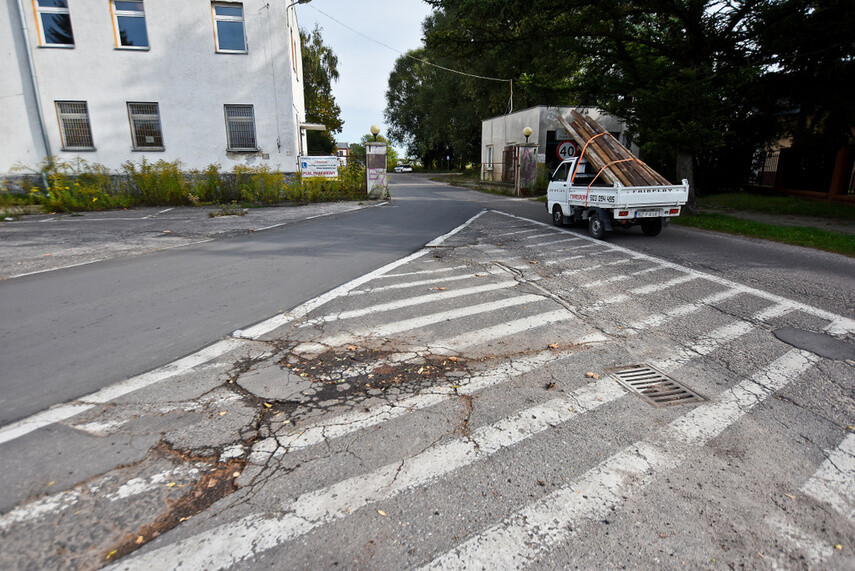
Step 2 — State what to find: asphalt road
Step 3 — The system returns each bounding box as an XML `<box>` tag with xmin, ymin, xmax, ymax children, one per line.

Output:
<box><xmin>1</xmin><ymin>175</ymin><xmax>853</xmax><ymax>426</ymax></box>
<box><xmin>1</xmin><ymin>174</ymin><xmax>854</xmax><ymax>569</ymax></box>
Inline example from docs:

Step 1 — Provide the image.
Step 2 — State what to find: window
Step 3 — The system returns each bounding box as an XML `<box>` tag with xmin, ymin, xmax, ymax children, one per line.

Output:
<box><xmin>224</xmin><ymin>105</ymin><xmax>257</xmax><ymax>150</ymax></box>
<box><xmin>485</xmin><ymin>145</ymin><xmax>494</xmax><ymax>170</ymax></box>
<box><xmin>35</xmin><ymin>0</ymin><xmax>74</xmax><ymax>46</ymax></box>
<box><xmin>212</xmin><ymin>3</ymin><xmax>246</xmax><ymax>53</ymax></box>
<box><xmin>112</xmin><ymin>1</ymin><xmax>149</xmax><ymax>48</ymax></box>
<box><xmin>127</xmin><ymin>102</ymin><xmax>163</xmax><ymax>150</ymax></box>
<box><xmin>56</xmin><ymin>101</ymin><xmax>94</xmax><ymax>150</ymax></box>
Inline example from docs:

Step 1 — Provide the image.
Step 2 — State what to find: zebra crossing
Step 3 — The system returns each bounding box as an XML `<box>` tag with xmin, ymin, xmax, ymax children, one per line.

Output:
<box><xmin>2</xmin><ymin>209</ymin><xmax>853</xmax><ymax>569</ymax></box>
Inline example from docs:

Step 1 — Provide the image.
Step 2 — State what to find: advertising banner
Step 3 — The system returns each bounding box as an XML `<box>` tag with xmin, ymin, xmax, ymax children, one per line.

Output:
<box><xmin>300</xmin><ymin>156</ymin><xmax>339</xmax><ymax>178</ymax></box>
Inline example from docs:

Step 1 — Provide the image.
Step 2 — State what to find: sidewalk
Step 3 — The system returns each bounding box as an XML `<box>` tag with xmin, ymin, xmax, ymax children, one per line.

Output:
<box><xmin>0</xmin><ymin>202</ymin><xmax>377</xmax><ymax>279</ymax></box>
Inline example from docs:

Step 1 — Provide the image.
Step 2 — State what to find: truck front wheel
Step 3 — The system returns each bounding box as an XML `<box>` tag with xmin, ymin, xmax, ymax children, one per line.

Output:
<box><xmin>641</xmin><ymin>218</ymin><xmax>663</xmax><ymax>237</ymax></box>
<box><xmin>588</xmin><ymin>212</ymin><xmax>607</xmax><ymax>240</ymax></box>
<box><xmin>552</xmin><ymin>205</ymin><xmax>565</xmax><ymax>227</ymax></box>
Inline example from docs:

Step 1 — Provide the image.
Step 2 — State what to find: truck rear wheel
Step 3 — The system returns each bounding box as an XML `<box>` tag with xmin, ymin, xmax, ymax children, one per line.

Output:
<box><xmin>588</xmin><ymin>212</ymin><xmax>607</xmax><ymax>240</ymax></box>
<box><xmin>552</xmin><ymin>205</ymin><xmax>565</xmax><ymax>227</ymax></box>
<box><xmin>641</xmin><ymin>218</ymin><xmax>663</xmax><ymax>237</ymax></box>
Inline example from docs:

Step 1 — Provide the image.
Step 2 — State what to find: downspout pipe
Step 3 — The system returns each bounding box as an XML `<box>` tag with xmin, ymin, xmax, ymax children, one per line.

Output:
<box><xmin>14</xmin><ymin>0</ymin><xmax>52</xmax><ymax>188</ymax></box>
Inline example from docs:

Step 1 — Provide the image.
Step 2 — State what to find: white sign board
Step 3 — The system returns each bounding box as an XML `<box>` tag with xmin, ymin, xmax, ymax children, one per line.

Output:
<box><xmin>300</xmin><ymin>156</ymin><xmax>339</xmax><ymax>178</ymax></box>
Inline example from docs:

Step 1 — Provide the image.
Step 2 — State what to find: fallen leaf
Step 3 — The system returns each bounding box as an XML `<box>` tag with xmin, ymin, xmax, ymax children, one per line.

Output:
<box><xmin>233</xmin><ymin>471</ymin><xmax>241</xmax><ymax>478</ymax></box>
<box><xmin>848</xmin><ymin>426</ymin><xmax>854</xmax><ymax>431</ymax></box>
<box><xmin>835</xmin><ymin>544</ymin><xmax>843</xmax><ymax>550</ymax></box>
<box><xmin>163</xmin><ymin>230</ymin><xmax>171</xmax><ymax>233</ymax></box>
<box><xmin>167</xmin><ymin>482</ymin><xmax>176</xmax><ymax>488</ymax></box>
<box><xmin>758</xmin><ymin>552</ymin><xmax>765</xmax><ymax>559</ymax></box>
<box><xmin>545</xmin><ymin>382</ymin><xmax>555</xmax><ymax>390</ymax></box>
<box><xmin>784</xmin><ymin>493</ymin><xmax>796</xmax><ymax>499</ymax></box>
<box><xmin>377</xmin><ymin>509</ymin><xmax>387</xmax><ymax>516</ymax></box>
<box><xmin>179</xmin><ymin>516</ymin><xmax>190</xmax><ymax>522</ymax></box>
<box><xmin>263</xmin><ymin>402</ymin><xmax>273</xmax><ymax>408</ymax></box>
<box><xmin>448</xmin><ymin>356</ymin><xmax>458</xmax><ymax>362</ymax></box>
<box><xmin>585</xmin><ymin>372</ymin><xmax>600</xmax><ymax>380</ymax></box>
<box><xmin>106</xmin><ymin>550</ymin><xmax>117</xmax><ymax>560</ymax></box>
<box><xmin>548</xmin><ymin>343</ymin><xmax>559</xmax><ymax>349</ymax></box>
<box><xmin>207</xmin><ymin>480</ymin><xmax>218</xmax><ymax>488</ymax></box>
<box><xmin>659</xmin><ymin>533</ymin><xmax>668</xmax><ymax>538</ymax></box>
<box><xmin>135</xmin><ymin>536</ymin><xmax>144</xmax><ymax>544</ymax></box>
<box><xmin>44</xmin><ymin>253</ymin><xmax>51</xmax><ymax>256</ymax></box>
<box><xmin>47</xmin><ymin>481</ymin><xmax>55</xmax><ymax>486</ymax></box>
<box><xmin>529</xmin><ymin>261</ymin><xmax>537</xmax><ymax>264</ymax></box>
<box><xmin>219</xmin><ymin>411</ymin><xmax>227</xmax><ymax>416</ymax></box>
<box><xmin>347</xmin><ymin>345</ymin><xmax>358</xmax><ymax>350</ymax></box>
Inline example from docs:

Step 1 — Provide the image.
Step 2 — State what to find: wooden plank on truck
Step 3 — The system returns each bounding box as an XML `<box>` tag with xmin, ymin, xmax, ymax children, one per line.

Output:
<box><xmin>557</xmin><ymin>110</ymin><xmax>673</xmax><ymax>187</ymax></box>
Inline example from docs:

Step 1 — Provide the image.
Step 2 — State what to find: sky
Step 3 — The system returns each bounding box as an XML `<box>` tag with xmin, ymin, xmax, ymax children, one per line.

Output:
<box><xmin>294</xmin><ymin>0</ymin><xmax>434</xmax><ymax>156</ymax></box>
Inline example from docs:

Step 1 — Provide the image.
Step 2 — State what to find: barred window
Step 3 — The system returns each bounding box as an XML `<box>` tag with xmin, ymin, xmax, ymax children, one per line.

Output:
<box><xmin>224</xmin><ymin>105</ymin><xmax>257</xmax><ymax>151</ymax></box>
<box><xmin>127</xmin><ymin>102</ymin><xmax>163</xmax><ymax>150</ymax></box>
<box><xmin>56</xmin><ymin>101</ymin><xmax>94</xmax><ymax>150</ymax></box>
<box><xmin>212</xmin><ymin>3</ymin><xmax>246</xmax><ymax>53</ymax></box>
<box><xmin>36</xmin><ymin>0</ymin><xmax>74</xmax><ymax>46</ymax></box>
<box><xmin>112</xmin><ymin>1</ymin><xmax>149</xmax><ymax>48</ymax></box>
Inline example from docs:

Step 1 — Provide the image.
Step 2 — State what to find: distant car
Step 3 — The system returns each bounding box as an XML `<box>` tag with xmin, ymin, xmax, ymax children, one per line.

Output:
<box><xmin>394</xmin><ymin>164</ymin><xmax>413</xmax><ymax>173</ymax></box>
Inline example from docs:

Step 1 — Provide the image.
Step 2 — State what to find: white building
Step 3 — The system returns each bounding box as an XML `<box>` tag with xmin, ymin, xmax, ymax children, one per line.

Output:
<box><xmin>1</xmin><ymin>0</ymin><xmax>308</xmax><ymax>177</ymax></box>
<box><xmin>481</xmin><ymin>106</ymin><xmax>633</xmax><ymax>183</ymax></box>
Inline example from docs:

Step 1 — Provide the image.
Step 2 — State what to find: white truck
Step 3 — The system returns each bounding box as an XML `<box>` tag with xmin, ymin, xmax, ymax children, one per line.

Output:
<box><xmin>546</xmin><ymin>157</ymin><xmax>689</xmax><ymax>239</ymax></box>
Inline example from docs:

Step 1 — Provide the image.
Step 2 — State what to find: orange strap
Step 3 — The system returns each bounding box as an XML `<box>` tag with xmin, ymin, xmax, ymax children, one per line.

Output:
<box><xmin>570</xmin><ymin>132</ymin><xmax>605</xmax><ymax>184</ymax></box>
<box><xmin>586</xmin><ymin>158</ymin><xmax>634</xmax><ymax>205</ymax></box>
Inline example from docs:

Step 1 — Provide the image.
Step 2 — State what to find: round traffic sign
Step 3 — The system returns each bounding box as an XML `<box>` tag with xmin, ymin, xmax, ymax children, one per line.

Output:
<box><xmin>556</xmin><ymin>140</ymin><xmax>578</xmax><ymax>161</ymax></box>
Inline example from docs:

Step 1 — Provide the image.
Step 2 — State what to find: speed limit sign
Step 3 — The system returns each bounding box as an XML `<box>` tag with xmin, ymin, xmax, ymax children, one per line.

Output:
<box><xmin>556</xmin><ymin>141</ymin><xmax>578</xmax><ymax>161</ymax></box>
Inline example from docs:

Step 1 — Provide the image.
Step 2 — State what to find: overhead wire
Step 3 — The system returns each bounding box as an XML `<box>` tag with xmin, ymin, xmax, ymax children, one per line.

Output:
<box><xmin>303</xmin><ymin>3</ymin><xmax>514</xmax><ymax>112</ymax></box>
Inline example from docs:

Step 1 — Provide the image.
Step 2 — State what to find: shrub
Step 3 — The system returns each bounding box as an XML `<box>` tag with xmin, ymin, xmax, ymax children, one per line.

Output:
<box><xmin>235</xmin><ymin>164</ymin><xmax>285</xmax><ymax>205</ymax></box>
<box><xmin>122</xmin><ymin>158</ymin><xmax>189</xmax><ymax>205</ymax></box>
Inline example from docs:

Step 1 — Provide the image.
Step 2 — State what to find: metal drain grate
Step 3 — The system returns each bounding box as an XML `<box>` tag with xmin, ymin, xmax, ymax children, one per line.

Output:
<box><xmin>607</xmin><ymin>364</ymin><xmax>707</xmax><ymax>407</ymax></box>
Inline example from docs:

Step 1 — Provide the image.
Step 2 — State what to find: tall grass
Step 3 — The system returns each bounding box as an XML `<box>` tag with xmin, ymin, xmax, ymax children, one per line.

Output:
<box><xmin>2</xmin><ymin>156</ymin><xmax>369</xmax><ymax>213</ymax></box>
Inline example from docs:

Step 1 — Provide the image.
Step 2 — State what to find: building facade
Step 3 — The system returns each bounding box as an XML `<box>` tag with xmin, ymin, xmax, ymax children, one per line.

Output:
<box><xmin>1</xmin><ymin>0</ymin><xmax>308</xmax><ymax>177</ymax></box>
<box><xmin>481</xmin><ymin>106</ymin><xmax>633</xmax><ymax>183</ymax></box>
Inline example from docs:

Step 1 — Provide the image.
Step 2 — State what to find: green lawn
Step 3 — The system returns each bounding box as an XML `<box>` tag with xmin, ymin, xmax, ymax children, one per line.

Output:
<box><xmin>698</xmin><ymin>193</ymin><xmax>855</xmax><ymax>221</ymax></box>
<box><xmin>672</xmin><ymin>212</ymin><xmax>855</xmax><ymax>256</ymax></box>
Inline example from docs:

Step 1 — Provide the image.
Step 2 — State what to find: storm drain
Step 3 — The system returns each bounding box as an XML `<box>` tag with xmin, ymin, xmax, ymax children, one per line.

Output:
<box><xmin>607</xmin><ymin>364</ymin><xmax>706</xmax><ymax>407</ymax></box>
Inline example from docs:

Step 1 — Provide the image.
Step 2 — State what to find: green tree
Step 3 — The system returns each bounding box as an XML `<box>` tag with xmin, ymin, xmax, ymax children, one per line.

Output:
<box><xmin>349</xmin><ymin>134</ymin><xmax>399</xmax><ymax>170</ymax></box>
<box><xmin>301</xmin><ymin>24</ymin><xmax>344</xmax><ymax>155</ymax></box>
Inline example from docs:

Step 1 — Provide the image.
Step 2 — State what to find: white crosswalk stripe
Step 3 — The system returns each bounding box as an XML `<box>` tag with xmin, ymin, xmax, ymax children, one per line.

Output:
<box><xmin>425</xmin><ymin>349</ymin><xmax>818</xmax><ymax>569</ymax></box>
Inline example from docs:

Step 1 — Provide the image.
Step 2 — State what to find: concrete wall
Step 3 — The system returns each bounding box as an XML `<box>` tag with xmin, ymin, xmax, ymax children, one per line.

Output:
<box><xmin>1</xmin><ymin>0</ymin><xmax>305</xmax><ymax>177</ymax></box>
<box><xmin>481</xmin><ymin>106</ymin><xmax>633</xmax><ymax>182</ymax></box>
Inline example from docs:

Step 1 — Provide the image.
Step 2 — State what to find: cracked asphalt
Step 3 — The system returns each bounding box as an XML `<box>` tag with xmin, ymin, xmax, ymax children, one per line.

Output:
<box><xmin>1</xmin><ymin>175</ymin><xmax>854</xmax><ymax>569</ymax></box>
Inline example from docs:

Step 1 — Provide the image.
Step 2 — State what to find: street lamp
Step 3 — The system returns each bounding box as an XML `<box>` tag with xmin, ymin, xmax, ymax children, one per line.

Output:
<box><xmin>287</xmin><ymin>0</ymin><xmax>312</xmax><ymax>7</ymax></box>
<box><xmin>523</xmin><ymin>126</ymin><xmax>533</xmax><ymax>144</ymax></box>
<box><xmin>370</xmin><ymin>124</ymin><xmax>380</xmax><ymax>141</ymax></box>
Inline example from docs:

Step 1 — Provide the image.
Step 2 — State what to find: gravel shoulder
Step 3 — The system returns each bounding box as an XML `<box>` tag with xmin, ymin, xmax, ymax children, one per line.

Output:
<box><xmin>0</xmin><ymin>202</ymin><xmax>376</xmax><ymax>279</ymax></box>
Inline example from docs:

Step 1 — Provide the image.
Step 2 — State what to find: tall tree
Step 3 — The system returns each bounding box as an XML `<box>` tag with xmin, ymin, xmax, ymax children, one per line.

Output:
<box><xmin>301</xmin><ymin>25</ymin><xmax>344</xmax><ymax>155</ymax></box>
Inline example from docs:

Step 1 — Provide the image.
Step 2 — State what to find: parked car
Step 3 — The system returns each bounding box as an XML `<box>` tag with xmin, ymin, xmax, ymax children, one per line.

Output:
<box><xmin>394</xmin><ymin>164</ymin><xmax>413</xmax><ymax>173</ymax></box>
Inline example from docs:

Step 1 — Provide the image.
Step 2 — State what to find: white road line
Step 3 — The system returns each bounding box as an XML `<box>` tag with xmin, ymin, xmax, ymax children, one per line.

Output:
<box><xmin>801</xmin><ymin>432</ymin><xmax>855</xmax><ymax>520</ymax></box>
<box><xmin>753</xmin><ymin>302</ymin><xmax>796</xmax><ymax>321</ymax></box>
<box><xmin>0</xmin><ymin>338</ymin><xmax>246</xmax><ymax>446</ymax></box>
<box><xmin>237</xmin><ymin>211</ymin><xmax>489</xmax><ymax>338</ymax></box>
<box><xmin>379</xmin><ymin>265</ymin><xmax>468</xmax><ymax>279</ymax></box>
<box><xmin>626</xmin><ymin>289</ymin><xmax>742</xmax><ymax>333</ymax></box>
<box><xmin>631</xmin><ymin>264</ymin><xmax>668</xmax><ymax>275</ymax></box>
<box><xmin>348</xmin><ymin>272</ymin><xmax>480</xmax><ymax>296</ymax></box>
<box><xmin>0</xmin><ymin>213</ymin><xmax>489</xmax><ymax>446</ymax></box>
<box><xmin>426</xmin><ymin>210</ymin><xmax>487</xmax><ymax>247</ymax></box>
<box><xmin>439</xmin><ymin>309</ymin><xmax>597</xmax><ymax>350</ymax></box>
<box><xmin>582</xmin><ymin>274</ymin><xmax>631</xmax><ymax>289</ymax></box>
<box><xmin>532</xmin><ymin>237</ymin><xmax>582</xmax><ymax>247</ymax></box>
<box><xmin>629</xmin><ymin>273</ymin><xmax>696</xmax><ymax>295</ymax></box>
<box><xmin>317</xmin><ymin>294</ymin><xmax>546</xmax><ymax>349</ymax></box>
<box><xmin>519</xmin><ymin>232</ymin><xmax>561</xmax><ymax>241</ymax></box>
<box><xmin>118</xmin><ymin>379</ymin><xmax>628</xmax><ymax>571</ymax></box>
<box><xmin>651</xmin><ymin>320</ymin><xmax>755</xmax><ymax>371</ymax></box>
<box><xmin>251</xmin><ymin>350</ymin><xmax>569</xmax><ymax>461</ymax></box>
<box><xmin>307</xmin><ymin>281</ymin><xmax>519</xmax><ymax>327</ymax></box>
<box><xmin>492</xmin><ymin>228</ymin><xmax>540</xmax><ymax>238</ymax></box>
<box><xmin>425</xmin><ymin>349</ymin><xmax>818</xmax><ymax>569</ymax></box>
<box><xmin>765</xmin><ymin>514</ymin><xmax>835</xmax><ymax>564</ymax></box>
<box><xmin>251</xmin><ymin>202</ymin><xmax>387</xmax><ymax>232</ymax></box>
<box><xmin>494</xmin><ymin>211</ymin><xmax>855</xmax><ymax>334</ymax></box>
<box><xmin>0</xmin><ymin>466</ymin><xmax>202</xmax><ymax>532</ymax></box>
